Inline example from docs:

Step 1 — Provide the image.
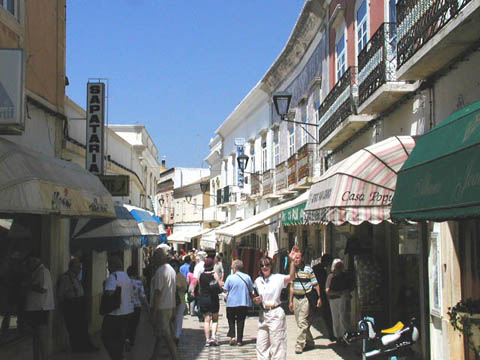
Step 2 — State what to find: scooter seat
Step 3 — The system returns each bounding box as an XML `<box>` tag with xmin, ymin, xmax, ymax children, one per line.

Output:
<box><xmin>381</xmin><ymin>321</ymin><xmax>404</xmax><ymax>334</ymax></box>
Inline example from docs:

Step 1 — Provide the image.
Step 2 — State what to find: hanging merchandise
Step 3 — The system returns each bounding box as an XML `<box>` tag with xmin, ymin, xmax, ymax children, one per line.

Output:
<box><xmin>354</xmin><ymin>255</ymin><xmax>384</xmax><ymax>309</ymax></box>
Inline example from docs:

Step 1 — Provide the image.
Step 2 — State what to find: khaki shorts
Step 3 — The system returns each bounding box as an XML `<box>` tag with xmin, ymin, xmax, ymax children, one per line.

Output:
<box><xmin>152</xmin><ymin>308</ymin><xmax>174</xmax><ymax>337</ymax></box>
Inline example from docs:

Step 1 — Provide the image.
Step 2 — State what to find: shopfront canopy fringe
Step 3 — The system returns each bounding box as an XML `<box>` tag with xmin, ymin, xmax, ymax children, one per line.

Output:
<box><xmin>304</xmin><ymin>136</ymin><xmax>415</xmax><ymax>225</ymax></box>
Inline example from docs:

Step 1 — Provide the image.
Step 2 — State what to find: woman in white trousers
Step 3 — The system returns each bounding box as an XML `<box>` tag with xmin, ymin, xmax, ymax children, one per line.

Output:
<box><xmin>252</xmin><ymin>247</ymin><xmax>299</xmax><ymax>360</ymax></box>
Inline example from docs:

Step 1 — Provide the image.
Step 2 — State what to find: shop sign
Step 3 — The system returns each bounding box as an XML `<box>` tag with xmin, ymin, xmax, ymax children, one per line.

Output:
<box><xmin>86</xmin><ymin>82</ymin><xmax>105</xmax><ymax>174</ymax></box>
<box><xmin>97</xmin><ymin>174</ymin><xmax>129</xmax><ymax>196</ymax></box>
<box><xmin>0</xmin><ymin>49</ymin><xmax>25</xmax><ymax>134</ymax></box>
<box><xmin>236</xmin><ymin>138</ymin><xmax>245</xmax><ymax>188</ymax></box>
<box><xmin>282</xmin><ymin>202</ymin><xmax>306</xmax><ymax>225</ymax></box>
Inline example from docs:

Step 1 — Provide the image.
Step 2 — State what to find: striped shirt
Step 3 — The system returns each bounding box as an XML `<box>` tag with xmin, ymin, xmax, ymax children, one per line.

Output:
<box><xmin>292</xmin><ymin>265</ymin><xmax>318</xmax><ymax>295</ymax></box>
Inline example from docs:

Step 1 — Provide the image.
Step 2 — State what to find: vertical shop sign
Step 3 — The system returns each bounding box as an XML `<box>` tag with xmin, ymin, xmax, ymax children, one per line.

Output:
<box><xmin>0</xmin><ymin>49</ymin><xmax>25</xmax><ymax>134</ymax></box>
<box><xmin>86</xmin><ymin>82</ymin><xmax>105</xmax><ymax>174</ymax></box>
<box><xmin>235</xmin><ymin>138</ymin><xmax>245</xmax><ymax>188</ymax></box>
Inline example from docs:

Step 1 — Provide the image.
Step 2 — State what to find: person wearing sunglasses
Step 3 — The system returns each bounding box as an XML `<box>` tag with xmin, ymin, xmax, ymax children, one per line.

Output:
<box><xmin>252</xmin><ymin>246</ymin><xmax>299</xmax><ymax>360</ymax></box>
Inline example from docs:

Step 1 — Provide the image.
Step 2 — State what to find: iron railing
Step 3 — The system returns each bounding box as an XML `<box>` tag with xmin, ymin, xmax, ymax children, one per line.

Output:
<box><xmin>275</xmin><ymin>161</ymin><xmax>287</xmax><ymax>192</ymax></box>
<box><xmin>287</xmin><ymin>154</ymin><xmax>297</xmax><ymax>187</ymax></box>
<box><xmin>250</xmin><ymin>172</ymin><xmax>261</xmax><ymax>195</ymax></box>
<box><xmin>297</xmin><ymin>143</ymin><xmax>315</xmax><ymax>183</ymax></box>
<box><xmin>263</xmin><ymin>169</ymin><xmax>273</xmax><ymax>195</ymax></box>
<box><xmin>317</xmin><ymin>67</ymin><xmax>358</xmax><ymax>144</ymax></box>
<box><xmin>358</xmin><ymin>23</ymin><xmax>397</xmax><ymax>106</ymax></box>
<box><xmin>397</xmin><ymin>0</ymin><xmax>473</xmax><ymax>69</ymax></box>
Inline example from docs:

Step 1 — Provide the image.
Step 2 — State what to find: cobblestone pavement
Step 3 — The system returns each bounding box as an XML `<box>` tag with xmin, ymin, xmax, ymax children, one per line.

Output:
<box><xmin>50</xmin><ymin>302</ymin><xmax>360</xmax><ymax>360</ymax></box>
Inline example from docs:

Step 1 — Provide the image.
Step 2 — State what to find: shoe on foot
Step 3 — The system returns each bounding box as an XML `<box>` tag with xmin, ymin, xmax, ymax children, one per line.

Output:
<box><xmin>229</xmin><ymin>338</ymin><xmax>236</xmax><ymax>346</ymax></box>
<box><xmin>237</xmin><ymin>341</ymin><xmax>243</xmax><ymax>346</ymax></box>
<box><xmin>211</xmin><ymin>337</ymin><xmax>219</xmax><ymax>346</ymax></box>
<box><xmin>295</xmin><ymin>346</ymin><xmax>303</xmax><ymax>354</ymax></box>
<box><xmin>205</xmin><ymin>340</ymin><xmax>211</xmax><ymax>347</ymax></box>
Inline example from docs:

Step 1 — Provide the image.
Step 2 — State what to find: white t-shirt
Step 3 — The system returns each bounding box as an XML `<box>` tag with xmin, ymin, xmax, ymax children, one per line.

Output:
<box><xmin>150</xmin><ymin>263</ymin><xmax>176</xmax><ymax>310</ymax></box>
<box><xmin>25</xmin><ymin>264</ymin><xmax>55</xmax><ymax>311</ymax></box>
<box><xmin>254</xmin><ymin>273</ymin><xmax>288</xmax><ymax>308</ymax></box>
<box><xmin>193</xmin><ymin>261</ymin><xmax>205</xmax><ymax>280</ymax></box>
<box><xmin>105</xmin><ymin>271</ymin><xmax>134</xmax><ymax>316</ymax></box>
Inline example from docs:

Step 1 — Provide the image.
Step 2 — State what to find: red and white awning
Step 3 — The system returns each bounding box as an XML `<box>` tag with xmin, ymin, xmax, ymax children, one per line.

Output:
<box><xmin>304</xmin><ymin>136</ymin><xmax>415</xmax><ymax>225</ymax></box>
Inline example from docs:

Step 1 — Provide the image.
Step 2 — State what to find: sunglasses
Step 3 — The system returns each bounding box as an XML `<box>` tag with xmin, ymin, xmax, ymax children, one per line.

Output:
<box><xmin>260</xmin><ymin>263</ymin><xmax>272</xmax><ymax>268</ymax></box>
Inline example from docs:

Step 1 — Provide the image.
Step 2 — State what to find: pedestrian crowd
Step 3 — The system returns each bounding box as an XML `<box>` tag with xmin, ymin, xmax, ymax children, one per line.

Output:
<box><xmin>0</xmin><ymin>245</ymin><xmax>354</xmax><ymax>360</ymax></box>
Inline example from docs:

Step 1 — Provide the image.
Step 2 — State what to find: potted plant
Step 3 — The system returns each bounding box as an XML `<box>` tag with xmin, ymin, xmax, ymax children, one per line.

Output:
<box><xmin>448</xmin><ymin>298</ymin><xmax>480</xmax><ymax>354</ymax></box>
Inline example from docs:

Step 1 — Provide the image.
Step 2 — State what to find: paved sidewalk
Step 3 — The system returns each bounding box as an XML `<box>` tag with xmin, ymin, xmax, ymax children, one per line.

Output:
<box><xmin>50</xmin><ymin>303</ymin><xmax>360</xmax><ymax>360</ymax></box>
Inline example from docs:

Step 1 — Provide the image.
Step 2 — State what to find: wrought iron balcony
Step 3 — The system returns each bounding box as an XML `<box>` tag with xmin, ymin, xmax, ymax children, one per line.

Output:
<box><xmin>397</xmin><ymin>0</ymin><xmax>476</xmax><ymax>78</ymax></box>
<box><xmin>287</xmin><ymin>154</ymin><xmax>297</xmax><ymax>187</ymax></box>
<box><xmin>262</xmin><ymin>169</ymin><xmax>273</xmax><ymax>195</ymax></box>
<box><xmin>297</xmin><ymin>143</ymin><xmax>315</xmax><ymax>185</ymax></box>
<box><xmin>358</xmin><ymin>23</ymin><xmax>397</xmax><ymax>106</ymax></box>
<box><xmin>318</xmin><ymin>67</ymin><xmax>358</xmax><ymax>145</ymax></box>
<box><xmin>275</xmin><ymin>161</ymin><xmax>287</xmax><ymax>192</ymax></box>
<box><xmin>250</xmin><ymin>172</ymin><xmax>261</xmax><ymax>196</ymax></box>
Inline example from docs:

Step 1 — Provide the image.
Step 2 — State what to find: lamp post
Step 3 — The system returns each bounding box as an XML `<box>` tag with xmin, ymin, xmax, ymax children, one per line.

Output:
<box><xmin>273</xmin><ymin>92</ymin><xmax>319</xmax><ymax>142</ymax></box>
<box><xmin>272</xmin><ymin>92</ymin><xmax>292</xmax><ymax>120</ymax></box>
<box><xmin>237</xmin><ymin>153</ymin><xmax>249</xmax><ymax>173</ymax></box>
<box><xmin>199</xmin><ymin>181</ymin><xmax>209</xmax><ymax>248</ymax></box>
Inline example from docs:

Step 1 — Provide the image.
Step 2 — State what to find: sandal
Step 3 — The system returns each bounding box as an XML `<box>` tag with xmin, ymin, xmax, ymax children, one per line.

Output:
<box><xmin>229</xmin><ymin>338</ymin><xmax>236</xmax><ymax>346</ymax></box>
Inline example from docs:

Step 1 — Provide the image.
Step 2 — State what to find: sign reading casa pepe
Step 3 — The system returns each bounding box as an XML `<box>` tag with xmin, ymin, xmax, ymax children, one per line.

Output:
<box><xmin>86</xmin><ymin>82</ymin><xmax>105</xmax><ymax>174</ymax></box>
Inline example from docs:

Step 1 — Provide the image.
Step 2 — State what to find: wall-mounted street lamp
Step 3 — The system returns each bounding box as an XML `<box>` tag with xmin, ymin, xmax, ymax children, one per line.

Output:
<box><xmin>236</xmin><ymin>154</ymin><xmax>262</xmax><ymax>180</ymax></box>
<box><xmin>200</xmin><ymin>180</ymin><xmax>209</xmax><ymax>195</ymax></box>
<box><xmin>272</xmin><ymin>92</ymin><xmax>292</xmax><ymax>120</ymax></box>
<box><xmin>272</xmin><ymin>92</ymin><xmax>319</xmax><ymax>142</ymax></box>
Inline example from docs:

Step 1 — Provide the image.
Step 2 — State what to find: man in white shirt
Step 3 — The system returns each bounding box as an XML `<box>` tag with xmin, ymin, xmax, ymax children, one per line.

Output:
<box><xmin>101</xmin><ymin>256</ymin><xmax>134</xmax><ymax>360</ymax></box>
<box><xmin>24</xmin><ymin>256</ymin><xmax>54</xmax><ymax>360</ymax></box>
<box><xmin>150</xmin><ymin>245</ymin><xmax>178</xmax><ymax>360</ymax></box>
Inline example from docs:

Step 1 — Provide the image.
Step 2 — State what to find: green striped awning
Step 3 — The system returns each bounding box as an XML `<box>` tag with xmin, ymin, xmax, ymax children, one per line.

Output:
<box><xmin>391</xmin><ymin>100</ymin><xmax>480</xmax><ymax>222</ymax></box>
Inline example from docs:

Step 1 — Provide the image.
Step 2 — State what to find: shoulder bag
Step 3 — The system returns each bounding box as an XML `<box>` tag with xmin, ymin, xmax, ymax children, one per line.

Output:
<box><xmin>296</xmin><ymin>271</ymin><xmax>319</xmax><ymax>314</ymax></box>
<box><xmin>99</xmin><ymin>273</ymin><xmax>122</xmax><ymax>315</ymax></box>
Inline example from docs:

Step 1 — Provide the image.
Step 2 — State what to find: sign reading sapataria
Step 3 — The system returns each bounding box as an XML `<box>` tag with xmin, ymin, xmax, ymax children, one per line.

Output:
<box><xmin>86</xmin><ymin>82</ymin><xmax>105</xmax><ymax>174</ymax></box>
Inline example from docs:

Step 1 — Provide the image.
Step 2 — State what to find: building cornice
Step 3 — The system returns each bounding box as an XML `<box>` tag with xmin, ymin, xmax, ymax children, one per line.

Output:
<box><xmin>260</xmin><ymin>0</ymin><xmax>327</xmax><ymax>93</ymax></box>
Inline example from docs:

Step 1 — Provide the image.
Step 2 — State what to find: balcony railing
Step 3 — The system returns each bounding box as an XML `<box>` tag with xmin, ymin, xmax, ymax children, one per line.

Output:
<box><xmin>275</xmin><ymin>161</ymin><xmax>287</xmax><ymax>192</ymax></box>
<box><xmin>318</xmin><ymin>67</ymin><xmax>358</xmax><ymax>144</ymax></box>
<box><xmin>287</xmin><ymin>154</ymin><xmax>297</xmax><ymax>187</ymax></box>
<box><xmin>397</xmin><ymin>0</ymin><xmax>473</xmax><ymax>69</ymax></box>
<box><xmin>358</xmin><ymin>23</ymin><xmax>397</xmax><ymax>106</ymax></box>
<box><xmin>250</xmin><ymin>172</ymin><xmax>261</xmax><ymax>195</ymax></box>
<box><xmin>297</xmin><ymin>143</ymin><xmax>315</xmax><ymax>184</ymax></box>
<box><xmin>263</xmin><ymin>169</ymin><xmax>273</xmax><ymax>195</ymax></box>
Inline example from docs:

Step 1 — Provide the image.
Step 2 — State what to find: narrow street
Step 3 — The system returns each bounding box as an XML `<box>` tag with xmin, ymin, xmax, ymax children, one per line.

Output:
<box><xmin>50</xmin><ymin>303</ymin><xmax>360</xmax><ymax>360</ymax></box>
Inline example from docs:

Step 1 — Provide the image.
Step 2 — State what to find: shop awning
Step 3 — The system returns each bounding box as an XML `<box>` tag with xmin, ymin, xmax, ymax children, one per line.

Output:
<box><xmin>217</xmin><ymin>191</ymin><xmax>310</xmax><ymax>239</ymax></box>
<box><xmin>392</xmin><ymin>101</ymin><xmax>480</xmax><ymax>222</ymax></box>
<box><xmin>124</xmin><ymin>204</ymin><xmax>167</xmax><ymax>246</ymax></box>
<box><xmin>282</xmin><ymin>202</ymin><xmax>307</xmax><ymax>226</ymax></box>
<box><xmin>167</xmin><ymin>231</ymin><xmax>194</xmax><ymax>244</ymax></box>
<box><xmin>70</xmin><ymin>205</ymin><xmax>142</xmax><ymax>252</ymax></box>
<box><xmin>304</xmin><ymin>136</ymin><xmax>415</xmax><ymax>225</ymax></box>
<box><xmin>0</xmin><ymin>138</ymin><xmax>115</xmax><ymax>217</ymax></box>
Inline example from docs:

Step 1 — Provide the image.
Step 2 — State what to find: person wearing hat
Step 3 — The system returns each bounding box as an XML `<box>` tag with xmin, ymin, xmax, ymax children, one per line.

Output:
<box><xmin>198</xmin><ymin>257</ymin><xmax>223</xmax><ymax>346</ymax></box>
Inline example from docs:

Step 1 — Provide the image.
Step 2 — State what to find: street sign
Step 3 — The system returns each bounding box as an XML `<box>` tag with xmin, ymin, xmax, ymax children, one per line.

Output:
<box><xmin>98</xmin><ymin>175</ymin><xmax>129</xmax><ymax>196</ymax></box>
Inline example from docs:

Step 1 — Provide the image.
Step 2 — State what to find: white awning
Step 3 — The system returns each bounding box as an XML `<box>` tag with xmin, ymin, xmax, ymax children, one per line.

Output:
<box><xmin>168</xmin><ymin>231</ymin><xmax>194</xmax><ymax>244</ymax></box>
<box><xmin>216</xmin><ymin>191</ymin><xmax>310</xmax><ymax>239</ymax></box>
<box><xmin>0</xmin><ymin>138</ymin><xmax>115</xmax><ymax>217</ymax></box>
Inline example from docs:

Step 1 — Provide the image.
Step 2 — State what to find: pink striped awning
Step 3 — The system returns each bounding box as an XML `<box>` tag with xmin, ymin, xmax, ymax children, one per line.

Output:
<box><xmin>304</xmin><ymin>136</ymin><xmax>415</xmax><ymax>225</ymax></box>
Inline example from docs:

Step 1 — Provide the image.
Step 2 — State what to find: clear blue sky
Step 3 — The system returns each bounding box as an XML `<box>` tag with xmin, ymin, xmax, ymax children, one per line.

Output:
<box><xmin>66</xmin><ymin>1</ymin><xmax>305</xmax><ymax>168</ymax></box>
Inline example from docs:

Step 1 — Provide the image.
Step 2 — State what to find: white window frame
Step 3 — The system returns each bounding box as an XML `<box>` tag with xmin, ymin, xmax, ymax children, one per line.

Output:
<box><xmin>288</xmin><ymin>126</ymin><xmax>295</xmax><ymax>157</ymax></box>
<box><xmin>273</xmin><ymin>131</ymin><xmax>280</xmax><ymax>167</ymax></box>
<box><xmin>301</xmin><ymin>114</ymin><xmax>308</xmax><ymax>147</ymax></box>
<box><xmin>249</xmin><ymin>143</ymin><xmax>256</xmax><ymax>174</ymax></box>
<box><xmin>356</xmin><ymin>0</ymin><xmax>369</xmax><ymax>55</ymax></box>
<box><xmin>336</xmin><ymin>33</ymin><xmax>347</xmax><ymax>81</ymax></box>
<box><xmin>261</xmin><ymin>141</ymin><xmax>267</xmax><ymax>173</ymax></box>
<box><xmin>1</xmin><ymin>0</ymin><xmax>18</xmax><ymax>18</ymax></box>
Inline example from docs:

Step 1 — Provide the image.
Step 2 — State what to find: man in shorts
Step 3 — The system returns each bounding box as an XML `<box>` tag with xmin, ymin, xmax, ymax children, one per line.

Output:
<box><xmin>150</xmin><ymin>244</ymin><xmax>178</xmax><ymax>360</ymax></box>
